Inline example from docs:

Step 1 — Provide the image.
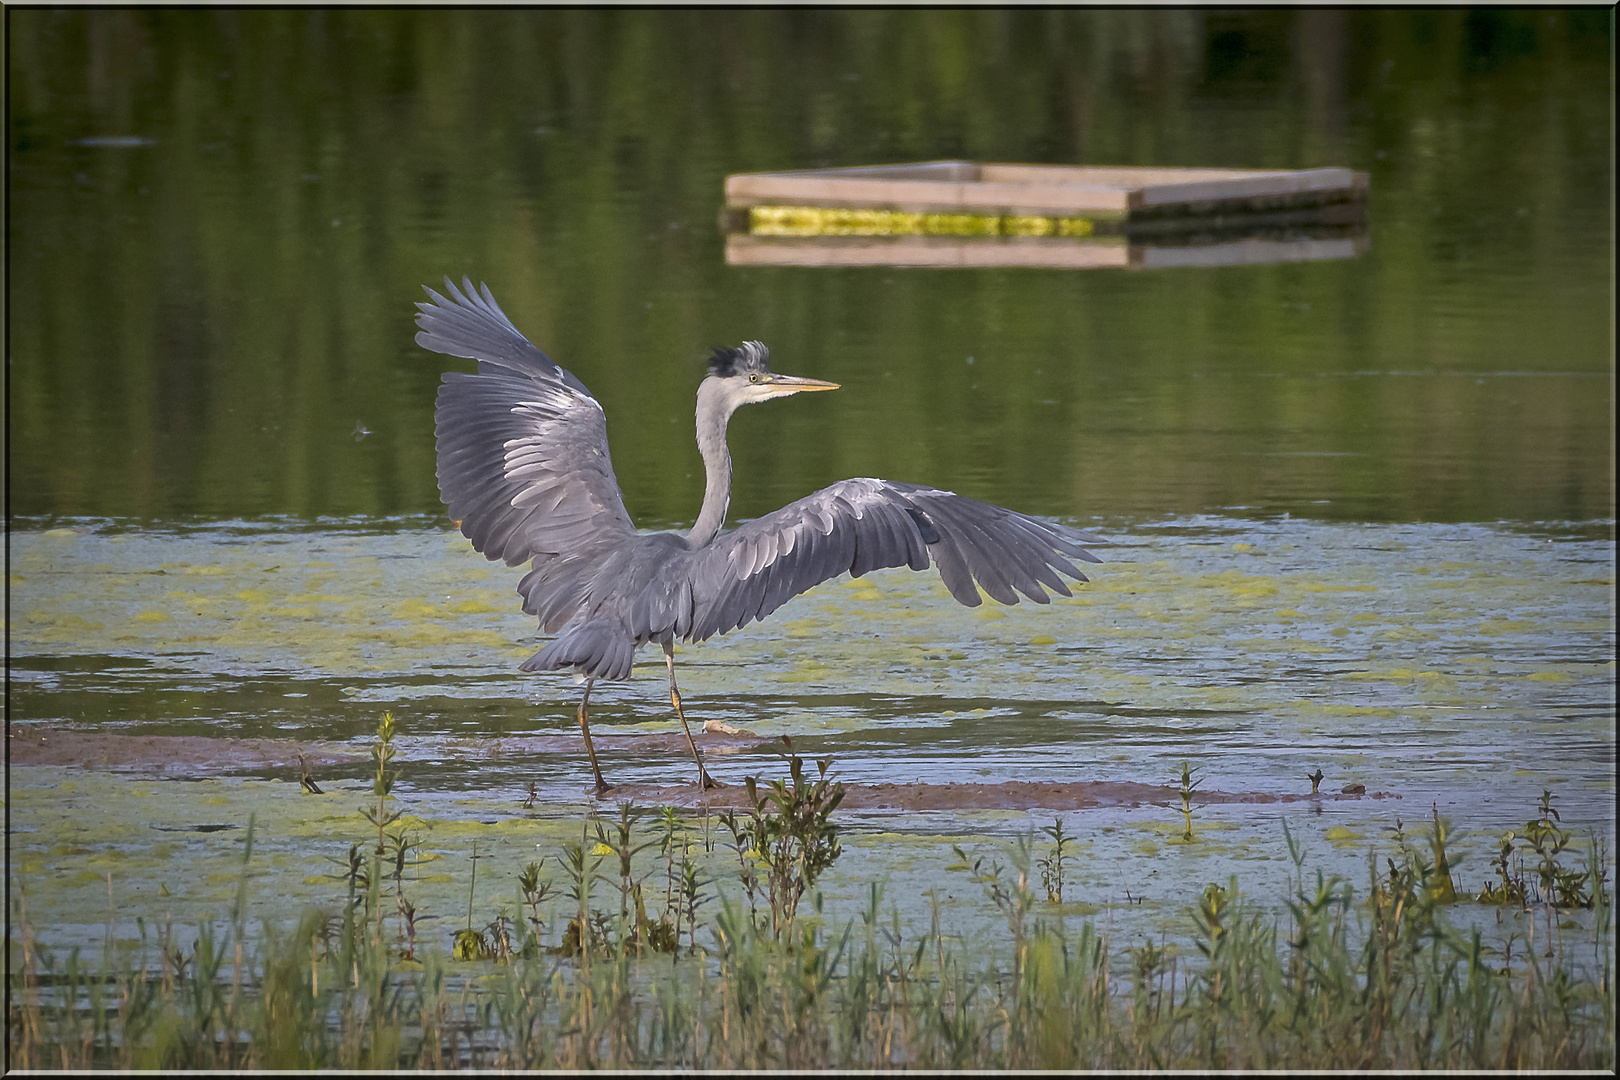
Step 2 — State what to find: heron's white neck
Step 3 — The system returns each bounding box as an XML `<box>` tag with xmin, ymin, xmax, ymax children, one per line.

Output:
<box><xmin>685</xmin><ymin>379</ymin><xmax>736</xmax><ymax>548</ymax></box>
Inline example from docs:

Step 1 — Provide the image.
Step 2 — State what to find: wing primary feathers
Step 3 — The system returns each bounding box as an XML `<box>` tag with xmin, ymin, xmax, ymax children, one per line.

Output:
<box><xmin>679</xmin><ymin>478</ymin><xmax>1101</xmax><ymax>631</ymax></box>
<box><xmin>423</xmin><ymin>281</ymin><xmax>636</xmax><ymax>571</ymax></box>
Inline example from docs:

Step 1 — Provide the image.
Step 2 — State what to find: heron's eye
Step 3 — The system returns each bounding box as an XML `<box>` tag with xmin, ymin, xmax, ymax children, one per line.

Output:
<box><xmin>748</xmin><ymin>373</ymin><xmax>759</xmax><ymax>383</ymax></box>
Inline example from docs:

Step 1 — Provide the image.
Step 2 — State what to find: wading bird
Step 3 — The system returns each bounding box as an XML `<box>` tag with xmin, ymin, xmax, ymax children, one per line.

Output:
<box><xmin>418</xmin><ymin>277</ymin><xmax>1103</xmax><ymax>793</ymax></box>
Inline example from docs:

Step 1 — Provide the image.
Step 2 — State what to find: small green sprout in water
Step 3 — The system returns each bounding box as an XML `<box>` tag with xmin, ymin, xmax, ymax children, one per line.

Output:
<box><xmin>1195</xmin><ymin>880</ymin><xmax>1231</xmax><ymax>952</ymax></box>
<box><xmin>594</xmin><ymin>802</ymin><xmax>658</xmax><ymax>925</ymax></box>
<box><xmin>655</xmin><ymin>806</ymin><xmax>712</xmax><ymax>953</ymax></box>
<box><xmin>1038</xmin><ymin>817</ymin><xmax>1071</xmax><ymax>904</ymax></box>
<box><xmin>555</xmin><ymin>827</ymin><xmax>606</xmax><ymax>958</ymax></box>
<box><xmin>1478</xmin><ymin>829</ymin><xmax>1528</xmax><ymax>906</ymax></box>
<box><xmin>465</xmin><ymin>839</ymin><xmax>483</xmax><ymax>931</ymax></box>
<box><xmin>590</xmin><ymin>803</ymin><xmax>679</xmax><ymax>954</ymax></box>
<box><xmin>357</xmin><ymin>711</ymin><xmax>422</xmax><ymax>955</ymax></box>
<box><xmin>362</xmin><ymin>711</ymin><xmax>405</xmax><ymax>853</ymax></box>
<box><xmin>1177</xmin><ymin>761</ymin><xmax>1203</xmax><ymax>841</ymax></box>
<box><xmin>1128</xmin><ymin>935</ymin><xmax>1173</xmax><ymax>1044</ymax></box>
<box><xmin>518</xmin><ymin>859</ymin><xmax>555</xmax><ymax>950</ymax></box>
<box><xmin>396</xmin><ymin>891</ymin><xmax>420</xmax><ymax>962</ymax></box>
<box><xmin>656</xmin><ymin>806</ymin><xmax>685</xmax><ymax>917</ymax></box>
<box><xmin>451</xmin><ymin>839</ymin><xmax>502</xmax><ymax>961</ymax></box>
<box><xmin>329</xmin><ymin>842</ymin><xmax>369</xmax><ymax>906</ymax></box>
<box><xmin>452</xmin><ymin>846</ymin><xmax>522</xmax><ymax>961</ymax></box>
<box><xmin>1373</xmin><ymin>818</ymin><xmax>1419</xmax><ymax>922</ymax></box>
<box><xmin>484</xmin><ymin>909</ymin><xmax>516</xmax><ymax>962</ymax></box>
<box><xmin>385</xmin><ymin>828</ymin><xmax>429</xmax><ymax>960</ymax></box>
<box><xmin>676</xmin><ymin>849</ymin><xmax>713</xmax><ymax>953</ymax></box>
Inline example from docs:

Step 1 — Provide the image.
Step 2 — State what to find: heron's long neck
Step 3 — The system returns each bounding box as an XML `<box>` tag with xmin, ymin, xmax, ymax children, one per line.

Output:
<box><xmin>685</xmin><ymin>384</ymin><xmax>734</xmax><ymax>548</ymax></box>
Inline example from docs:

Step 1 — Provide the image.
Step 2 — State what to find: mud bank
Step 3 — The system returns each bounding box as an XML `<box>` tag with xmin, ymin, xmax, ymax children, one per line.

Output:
<box><xmin>9</xmin><ymin>726</ymin><xmax>1393</xmax><ymax>810</ymax></box>
<box><xmin>572</xmin><ymin>778</ymin><xmax>1395</xmax><ymax>811</ymax></box>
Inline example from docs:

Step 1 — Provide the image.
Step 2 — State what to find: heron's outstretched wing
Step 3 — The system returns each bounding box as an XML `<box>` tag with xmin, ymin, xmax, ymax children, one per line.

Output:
<box><xmin>685</xmin><ymin>478</ymin><xmax>1103</xmax><ymax>641</ymax></box>
<box><xmin>418</xmin><ymin>277</ymin><xmax>636</xmax><ymax>567</ymax></box>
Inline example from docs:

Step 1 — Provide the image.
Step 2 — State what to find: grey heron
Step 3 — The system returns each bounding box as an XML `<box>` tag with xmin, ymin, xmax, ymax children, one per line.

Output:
<box><xmin>418</xmin><ymin>277</ymin><xmax>1103</xmax><ymax>793</ymax></box>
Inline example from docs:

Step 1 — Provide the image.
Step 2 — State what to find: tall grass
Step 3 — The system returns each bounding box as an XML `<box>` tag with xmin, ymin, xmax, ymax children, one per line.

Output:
<box><xmin>8</xmin><ymin>762</ymin><xmax>1613</xmax><ymax>1070</ymax></box>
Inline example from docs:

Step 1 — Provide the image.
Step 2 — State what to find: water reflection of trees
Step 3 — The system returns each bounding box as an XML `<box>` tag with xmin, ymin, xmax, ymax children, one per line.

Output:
<box><xmin>8</xmin><ymin>10</ymin><xmax>1612</xmax><ymax>523</ymax></box>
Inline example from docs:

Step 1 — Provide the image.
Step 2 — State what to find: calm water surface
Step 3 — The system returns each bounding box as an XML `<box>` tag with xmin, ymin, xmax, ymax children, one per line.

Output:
<box><xmin>10</xmin><ymin>9</ymin><xmax>1613</xmax><ymax>525</ymax></box>
<box><xmin>7</xmin><ymin>9</ymin><xmax>1614</xmax><ymax>953</ymax></box>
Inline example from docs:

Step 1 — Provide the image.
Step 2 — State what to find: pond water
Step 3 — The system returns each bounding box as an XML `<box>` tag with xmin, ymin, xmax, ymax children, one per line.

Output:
<box><xmin>7</xmin><ymin>9</ymin><xmax>1614</xmax><ymax>959</ymax></box>
<box><xmin>7</xmin><ymin>514</ymin><xmax>1614</xmax><ymax>958</ymax></box>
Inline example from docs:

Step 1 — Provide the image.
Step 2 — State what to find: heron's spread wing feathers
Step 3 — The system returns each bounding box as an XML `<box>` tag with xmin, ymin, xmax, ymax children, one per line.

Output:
<box><xmin>416</xmin><ymin>277</ymin><xmax>592</xmax><ymax>393</ymax></box>
<box><xmin>687</xmin><ymin>479</ymin><xmax>1103</xmax><ymax>641</ymax></box>
<box><xmin>420</xmin><ymin>278</ymin><xmax>636</xmax><ymax>567</ymax></box>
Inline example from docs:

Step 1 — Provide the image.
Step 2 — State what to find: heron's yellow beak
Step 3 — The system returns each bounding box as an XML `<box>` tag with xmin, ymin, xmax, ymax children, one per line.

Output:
<box><xmin>762</xmin><ymin>374</ymin><xmax>840</xmax><ymax>395</ymax></box>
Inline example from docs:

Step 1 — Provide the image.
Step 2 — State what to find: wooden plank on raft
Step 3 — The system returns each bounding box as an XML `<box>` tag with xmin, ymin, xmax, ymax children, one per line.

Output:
<box><xmin>724</xmin><ymin>160</ymin><xmax>1367</xmax><ymax>222</ymax></box>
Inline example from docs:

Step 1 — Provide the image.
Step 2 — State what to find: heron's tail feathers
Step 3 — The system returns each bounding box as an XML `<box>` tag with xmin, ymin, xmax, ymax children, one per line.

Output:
<box><xmin>521</xmin><ymin>622</ymin><xmax>637</xmax><ymax>681</ymax></box>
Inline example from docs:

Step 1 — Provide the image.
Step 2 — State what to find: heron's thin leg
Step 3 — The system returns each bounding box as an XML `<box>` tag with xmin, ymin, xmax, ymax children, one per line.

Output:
<box><xmin>665</xmin><ymin>643</ymin><xmax>719</xmax><ymax>790</ymax></box>
<box><xmin>576</xmin><ymin>678</ymin><xmax>611</xmax><ymax>794</ymax></box>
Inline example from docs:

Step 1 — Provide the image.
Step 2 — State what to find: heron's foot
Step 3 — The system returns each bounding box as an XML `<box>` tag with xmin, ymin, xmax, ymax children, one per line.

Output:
<box><xmin>592</xmin><ymin>780</ymin><xmax>615</xmax><ymax>796</ymax></box>
<box><xmin>700</xmin><ymin>774</ymin><xmax>725</xmax><ymax>791</ymax></box>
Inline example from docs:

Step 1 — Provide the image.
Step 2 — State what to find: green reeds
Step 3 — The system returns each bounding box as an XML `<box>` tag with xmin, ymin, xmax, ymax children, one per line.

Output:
<box><xmin>720</xmin><ymin>746</ymin><xmax>845</xmax><ymax>940</ymax></box>
<box><xmin>7</xmin><ymin>735</ymin><xmax>1615</xmax><ymax>1071</ymax></box>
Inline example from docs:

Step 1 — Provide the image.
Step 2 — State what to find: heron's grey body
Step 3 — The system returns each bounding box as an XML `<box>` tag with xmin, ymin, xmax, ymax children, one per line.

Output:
<box><xmin>419</xmin><ymin>277</ymin><xmax>1103</xmax><ymax>790</ymax></box>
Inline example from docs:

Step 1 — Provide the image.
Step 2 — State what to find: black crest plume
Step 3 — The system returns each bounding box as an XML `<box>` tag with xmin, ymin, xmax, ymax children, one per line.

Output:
<box><xmin>707</xmin><ymin>341</ymin><xmax>770</xmax><ymax>378</ymax></box>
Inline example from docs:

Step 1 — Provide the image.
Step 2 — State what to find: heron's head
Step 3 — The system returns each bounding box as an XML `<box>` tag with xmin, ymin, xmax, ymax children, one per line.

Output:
<box><xmin>701</xmin><ymin>342</ymin><xmax>839</xmax><ymax>414</ymax></box>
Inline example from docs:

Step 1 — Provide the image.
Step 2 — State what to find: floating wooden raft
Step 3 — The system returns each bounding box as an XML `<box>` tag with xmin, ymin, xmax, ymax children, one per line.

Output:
<box><xmin>722</xmin><ymin>160</ymin><xmax>1368</xmax><ymax>269</ymax></box>
<box><xmin>724</xmin><ymin>160</ymin><xmax>1367</xmax><ymax>230</ymax></box>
